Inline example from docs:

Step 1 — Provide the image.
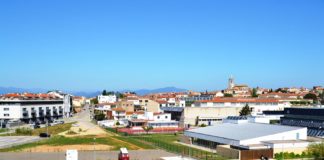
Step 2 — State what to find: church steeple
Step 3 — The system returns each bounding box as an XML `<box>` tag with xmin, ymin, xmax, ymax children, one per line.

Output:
<box><xmin>228</xmin><ymin>75</ymin><xmax>235</xmax><ymax>89</ymax></box>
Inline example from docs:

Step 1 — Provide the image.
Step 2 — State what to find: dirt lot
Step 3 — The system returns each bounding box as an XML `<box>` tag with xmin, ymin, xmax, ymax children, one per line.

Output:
<box><xmin>22</xmin><ymin>144</ymin><xmax>113</xmax><ymax>152</ymax></box>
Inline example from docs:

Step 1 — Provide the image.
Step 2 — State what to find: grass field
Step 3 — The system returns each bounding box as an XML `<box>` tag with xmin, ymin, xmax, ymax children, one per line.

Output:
<box><xmin>1</xmin><ymin>123</ymin><xmax>74</xmax><ymax>136</ymax></box>
<box><xmin>0</xmin><ymin>135</ymin><xmax>150</xmax><ymax>152</ymax></box>
<box><xmin>32</xmin><ymin>123</ymin><xmax>74</xmax><ymax>136</ymax></box>
<box><xmin>130</xmin><ymin>134</ymin><xmax>226</xmax><ymax>160</ymax></box>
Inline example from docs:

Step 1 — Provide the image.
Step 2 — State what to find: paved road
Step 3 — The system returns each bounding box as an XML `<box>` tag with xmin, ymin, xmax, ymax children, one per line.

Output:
<box><xmin>62</xmin><ymin>105</ymin><xmax>108</xmax><ymax>136</ymax></box>
<box><xmin>0</xmin><ymin>136</ymin><xmax>42</xmax><ymax>149</ymax></box>
<box><xmin>0</xmin><ymin>150</ymin><xmax>177</xmax><ymax>160</ymax></box>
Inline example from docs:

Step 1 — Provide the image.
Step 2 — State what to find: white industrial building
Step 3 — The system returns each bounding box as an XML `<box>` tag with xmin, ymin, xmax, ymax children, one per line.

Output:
<box><xmin>184</xmin><ymin>118</ymin><xmax>311</xmax><ymax>159</ymax></box>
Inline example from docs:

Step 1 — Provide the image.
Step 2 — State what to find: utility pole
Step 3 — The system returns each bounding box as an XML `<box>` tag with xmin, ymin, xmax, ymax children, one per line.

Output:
<box><xmin>46</xmin><ymin>119</ymin><xmax>49</xmax><ymax>137</ymax></box>
<box><xmin>93</xmin><ymin>137</ymin><xmax>96</xmax><ymax>160</ymax></box>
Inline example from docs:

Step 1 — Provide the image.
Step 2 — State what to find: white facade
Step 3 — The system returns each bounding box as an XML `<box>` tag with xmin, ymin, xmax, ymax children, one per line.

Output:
<box><xmin>0</xmin><ymin>92</ymin><xmax>72</xmax><ymax>127</ymax></box>
<box><xmin>48</xmin><ymin>91</ymin><xmax>73</xmax><ymax>117</ymax></box>
<box><xmin>195</xmin><ymin>100</ymin><xmax>290</xmax><ymax>116</ymax></box>
<box><xmin>98</xmin><ymin>95</ymin><xmax>117</xmax><ymax>104</ymax></box>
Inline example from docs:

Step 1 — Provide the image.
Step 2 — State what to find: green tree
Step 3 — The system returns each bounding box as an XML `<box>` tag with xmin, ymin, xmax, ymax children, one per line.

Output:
<box><xmin>94</xmin><ymin>113</ymin><xmax>106</xmax><ymax>121</ymax></box>
<box><xmin>275</xmin><ymin>88</ymin><xmax>287</xmax><ymax>93</ymax></box>
<box><xmin>102</xmin><ymin>90</ymin><xmax>107</xmax><ymax>95</ymax></box>
<box><xmin>239</xmin><ymin>104</ymin><xmax>252</xmax><ymax>116</ymax></box>
<box><xmin>304</xmin><ymin>93</ymin><xmax>318</xmax><ymax>102</ymax></box>
<box><xmin>252</xmin><ymin>88</ymin><xmax>258</xmax><ymax>97</ymax></box>
<box><xmin>142</xmin><ymin>126</ymin><xmax>153</xmax><ymax>134</ymax></box>
<box><xmin>200</xmin><ymin>123</ymin><xmax>207</xmax><ymax>127</ymax></box>
<box><xmin>224</xmin><ymin>93</ymin><xmax>233</xmax><ymax>97</ymax></box>
<box><xmin>116</xmin><ymin>92</ymin><xmax>125</xmax><ymax>99</ymax></box>
<box><xmin>90</xmin><ymin>98</ymin><xmax>98</xmax><ymax>104</ymax></box>
<box><xmin>307</xmin><ymin>141</ymin><xmax>324</xmax><ymax>159</ymax></box>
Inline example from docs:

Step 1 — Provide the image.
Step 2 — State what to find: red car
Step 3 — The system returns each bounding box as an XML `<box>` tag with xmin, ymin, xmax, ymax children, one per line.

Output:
<box><xmin>118</xmin><ymin>148</ymin><xmax>129</xmax><ymax>160</ymax></box>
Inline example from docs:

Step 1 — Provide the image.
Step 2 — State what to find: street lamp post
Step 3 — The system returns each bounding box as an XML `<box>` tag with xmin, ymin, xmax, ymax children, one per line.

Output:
<box><xmin>93</xmin><ymin>137</ymin><xmax>96</xmax><ymax>160</ymax></box>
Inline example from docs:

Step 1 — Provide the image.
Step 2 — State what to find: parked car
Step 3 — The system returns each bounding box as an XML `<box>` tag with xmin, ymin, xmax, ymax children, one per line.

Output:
<box><xmin>118</xmin><ymin>148</ymin><xmax>129</xmax><ymax>160</ymax></box>
<box><xmin>54</xmin><ymin>120</ymin><xmax>64</xmax><ymax>124</ymax></box>
<box><xmin>39</xmin><ymin>132</ymin><xmax>50</xmax><ymax>138</ymax></box>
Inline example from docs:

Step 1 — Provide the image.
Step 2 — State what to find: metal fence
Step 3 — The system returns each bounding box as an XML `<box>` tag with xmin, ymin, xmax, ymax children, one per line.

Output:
<box><xmin>132</xmin><ymin>136</ymin><xmax>225</xmax><ymax>160</ymax></box>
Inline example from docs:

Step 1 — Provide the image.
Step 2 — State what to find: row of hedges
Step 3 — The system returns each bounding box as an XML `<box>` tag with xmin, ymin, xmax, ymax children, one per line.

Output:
<box><xmin>274</xmin><ymin>152</ymin><xmax>313</xmax><ymax>160</ymax></box>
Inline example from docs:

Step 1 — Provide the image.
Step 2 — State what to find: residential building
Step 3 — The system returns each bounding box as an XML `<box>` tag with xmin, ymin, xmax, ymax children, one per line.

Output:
<box><xmin>48</xmin><ymin>90</ymin><xmax>73</xmax><ymax>117</ymax></box>
<box><xmin>0</xmin><ymin>93</ymin><xmax>70</xmax><ymax>127</ymax></box>
<box><xmin>72</xmin><ymin>96</ymin><xmax>86</xmax><ymax>113</ymax></box>
<box><xmin>97</xmin><ymin>94</ymin><xmax>117</xmax><ymax>104</ymax></box>
<box><xmin>116</xmin><ymin>100</ymin><xmax>135</xmax><ymax>112</ymax></box>
<box><xmin>137</xmin><ymin>98</ymin><xmax>160</xmax><ymax>112</ymax></box>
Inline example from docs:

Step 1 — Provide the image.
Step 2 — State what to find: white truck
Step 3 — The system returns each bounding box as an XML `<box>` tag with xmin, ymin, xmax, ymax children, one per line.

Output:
<box><xmin>66</xmin><ymin>150</ymin><xmax>78</xmax><ymax>160</ymax></box>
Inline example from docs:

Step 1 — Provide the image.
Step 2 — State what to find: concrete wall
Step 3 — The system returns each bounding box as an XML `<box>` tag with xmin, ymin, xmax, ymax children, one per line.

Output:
<box><xmin>180</xmin><ymin>107</ymin><xmax>242</xmax><ymax>127</ymax></box>
<box><xmin>216</xmin><ymin>145</ymin><xmax>240</xmax><ymax>159</ymax></box>
<box><xmin>240</xmin><ymin>128</ymin><xmax>307</xmax><ymax>146</ymax></box>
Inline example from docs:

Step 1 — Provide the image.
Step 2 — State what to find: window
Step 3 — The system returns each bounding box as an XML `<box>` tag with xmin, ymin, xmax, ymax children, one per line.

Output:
<box><xmin>145</xmin><ymin>100</ymin><xmax>148</xmax><ymax>102</ymax></box>
<box><xmin>165</xmin><ymin>116</ymin><xmax>168</xmax><ymax>119</ymax></box>
<box><xmin>3</xmin><ymin>108</ymin><xmax>9</xmax><ymax>111</ymax></box>
<box><xmin>4</xmin><ymin>114</ymin><xmax>9</xmax><ymax>117</ymax></box>
<box><xmin>157</xmin><ymin>116</ymin><xmax>160</xmax><ymax>119</ymax></box>
<box><xmin>23</xmin><ymin>108</ymin><xmax>27</xmax><ymax>111</ymax></box>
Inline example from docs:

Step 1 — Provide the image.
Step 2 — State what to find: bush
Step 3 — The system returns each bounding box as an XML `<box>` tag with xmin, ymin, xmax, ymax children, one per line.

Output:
<box><xmin>15</xmin><ymin>127</ymin><xmax>32</xmax><ymax>135</ymax></box>
<box><xmin>275</xmin><ymin>151</ymin><xmax>313</xmax><ymax>160</ymax></box>
<box><xmin>94</xmin><ymin>113</ymin><xmax>106</xmax><ymax>121</ymax></box>
<box><xmin>307</xmin><ymin>141</ymin><xmax>324</xmax><ymax>159</ymax></box>
<box><xmin>66</xmin><ymin>130</ymin><xmax>77</xmax><ymax>135</ymax></box>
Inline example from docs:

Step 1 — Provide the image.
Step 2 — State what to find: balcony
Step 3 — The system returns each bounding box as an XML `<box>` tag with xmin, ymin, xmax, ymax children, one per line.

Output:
<box><xmin>45</xmin><ymin>110</ymin><xmax>51</xmax><ymax>117</ymax></box>
<box><xmin>22</xmin><ymin>111</ymin><xmax>29</xmax><ymax>119</ymax></box>
<box><xmin>59</xmin><ymin>109</ymin><xmax>63</xmax><ymax>115</ymax></box>
<box><xmin>53</xmin><ymin>110</ymin><xmax>58</xmax><ymax>116</ymax></box>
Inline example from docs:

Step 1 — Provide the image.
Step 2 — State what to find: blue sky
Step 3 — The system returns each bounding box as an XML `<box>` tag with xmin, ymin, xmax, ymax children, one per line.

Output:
<box><xmin>0</xmin><ymin>0</ymin><xmax>323</xmax><ymax>91</ymax></box>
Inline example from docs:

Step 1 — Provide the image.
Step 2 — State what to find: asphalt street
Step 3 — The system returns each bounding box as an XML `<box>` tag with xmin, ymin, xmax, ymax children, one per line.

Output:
<box><xmin>0</xmin><ymin>136</ymin><xmax>42</xmax><ymax>149</ymax></box>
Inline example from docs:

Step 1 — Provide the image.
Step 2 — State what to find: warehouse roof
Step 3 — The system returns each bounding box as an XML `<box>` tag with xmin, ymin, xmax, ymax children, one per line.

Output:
<box><xmin>185</xmin><ymin>123</ymin><xmax>305</xmax><ymax>141</ymax></box>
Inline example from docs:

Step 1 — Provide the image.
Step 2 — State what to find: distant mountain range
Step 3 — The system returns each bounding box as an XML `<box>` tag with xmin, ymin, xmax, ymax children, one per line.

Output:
<box><xmin>0</xmin><ymin>86</ymin><xmax>187</xmax><ymax>98</ymax></box>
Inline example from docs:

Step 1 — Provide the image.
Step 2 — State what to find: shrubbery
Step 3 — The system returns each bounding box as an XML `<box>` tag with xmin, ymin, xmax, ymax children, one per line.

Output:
<box><xmin>274</xmin><ymin>151</ymin><xmax>312</xmax><ymax>160</ymax></box>
<box><xmin>15</xmin><ymin>127</ymin><xmax>32</xmax><ymax>135</ymax></box>
<box><xmin>66</xmin><ymin>130</ymin><xmax>77</xmax><ymax>135</ymax></box>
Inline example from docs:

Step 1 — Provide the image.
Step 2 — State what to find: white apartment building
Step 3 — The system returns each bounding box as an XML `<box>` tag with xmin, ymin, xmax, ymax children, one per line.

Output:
<box><xmin>0</xmin><ymin>93</ymin><xmax>72</xmax><ymax>127</ymax></box>
<box><xmin>97</xmin><ymin>95</ymin><xmax>117</xmax><ymax>104</ymax></box>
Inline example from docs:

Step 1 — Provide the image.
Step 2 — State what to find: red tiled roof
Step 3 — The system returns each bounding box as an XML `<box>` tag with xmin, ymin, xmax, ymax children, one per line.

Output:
<box><xmin>112</xmin><ymin>107</ymin><xmax>125</xmax><ymax>112</ymax></box>
<box><xmin>126</xmin><ymin>111</ymin><xmax>134</xmax><ymax>115</ymax></box>
<box><xmin>156</xmin><ymin>100</ymin><xmax>167</xmax><ymax>104</ymax></box>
